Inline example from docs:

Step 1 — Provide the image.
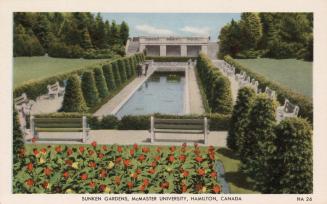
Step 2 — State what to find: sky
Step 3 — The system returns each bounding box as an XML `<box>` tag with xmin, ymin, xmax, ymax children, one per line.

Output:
<box><xmin>100</xmin><ymin>13</ymin><xmax>240</xmax><ymax>41</ymax></box>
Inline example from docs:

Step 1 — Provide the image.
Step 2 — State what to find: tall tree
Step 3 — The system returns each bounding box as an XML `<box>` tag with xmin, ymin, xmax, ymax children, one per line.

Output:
<box><xmin>119</xmin><ymin>21</ymin><xmax>129</xmax><ymax>45</ymax></box>
<box><xmin>239</xmin><ymin>12</ymin><xmax>263</xmax><ymax>50</ymax></box>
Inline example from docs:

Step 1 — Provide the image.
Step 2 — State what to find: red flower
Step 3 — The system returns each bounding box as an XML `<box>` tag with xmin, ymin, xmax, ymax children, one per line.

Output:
<box><xmin>169</xmin><ymin>146</ymin><xmax>175</xmax><ymax>153</ymax></box>
<box><xmin>91</xmin><ymin>141</ymin><xmax>97</xmax><ymax>147</ymax></box>
<box><xmin>181</xmin><ymin>183</ymin><xmax>187</xmax><ymax>193</ymax></box>
<box><xmin>179</xmin><ymin>155</ymin><xmax>186</xmax><ymax>162</ymax></box>
<box><xmin>88</xmin><ymin>150</ymin><xmax>94</xmax><ymax>155</ymax></box>
<box><xmin>133</xmin><ymin>143</ymin><xmax>138</xmax><ymax>150</ymax></box>
<box><xmin>151</xmin><ymin>161</ymin><xmax>157</xmax><ymax>167</ymax></box>
<box><xmin>67</xmin><ymin>148</ymin><xmax>73</xmax><ymax>156</ymax></box>
<box><xmin>148</xmin><ymin>168</ymin><xmax>155</xmax><ymax>174</ymax></box>
<box><xmin>139</xmin><ymin>184</ymin><xmax>146</xmax><ymax>191</ymax></box>
<box><xmin>81</xmin><ymin>173</ymin><xmax>88</xmax><ymax>180</ymax></box>
<box><xmin>79</xmin><ymin>146</ymin><xmax>85</xmax><ymax>153</ymax></box>
<box><xmin>100</xmin><ymin>169</ymin><xmax>107</xmax><ymax>178</ymax></box>
<box><xmin>117</xmin><ymin>146</ymin><xmax>122</xmax><ymax>153</ymax></box>
<box><xmin>63</xmin><ymin>171</ymin><xmax>69</xmax><ymax>179</ymax></box>
<box><xmin>115</xmin><ymin>156</ymin><xmax>122</xmax><ymax>164</ymax></box>
<box><xmin>213</xmin><ymin>185</ymin><xmax>221</xmax><ymax>193</ymax></box>
<box><xmin>44</xmin><ymin>167</ymin><xmax>52</xmax><ymax>176</ymax></box>
<box><xmin>25</xmin><ymin>178</ymin><xmax>34</xmax><ymax>187</ymax></box>
<box><xmin>143</xmin><ymin>178</ymin><xmax>150</xmax><ymax>187</ymax></box>
<box><xmin>42</xmin><ymin>181</ymin><xmax>49</xmax><ymax>189</ymax></box>
<box><xmin>182</xmin><ymin>143</ymin><xmax>187</xmax><ymax>148</ymax></box>
<box><xmin>142</xmin><ymin>147</ymin><xmax>149</xmax><ymax>153</ymax></box>
<box><xmin>98</xmin><ymin>153</ymin><xmax>104</xmax><ymax>159</ymax></box>
<box><xmin>210</xmin><ymin>171</ymin><xmax>217</xmax><ymax>179</ymax></box>
<box><xmin>115</xmin><ymin>176</ymin><xmax>121</xmax><ymax>185</ymax></box>
<box><xmin>182</xmin><ymin>170</ymin><xmax>189</xmax><ymax>177</ymax></box>
<box><xmin>33</xmin><ymin>149</ymin><xmax>39</xmax><ymax>156</ymax></box>
<box><xmin>154</xmin><ymin>155</ymin><xmax>161</xmax><ymax>161</ymax></box>
<box><xmin>99</xmin><ymin>184</ymin><xmax>107</xmax><ymax>192</ymax></box>
<box><xmin>41</xmin><ymin>148</ymin><xmax>47</xmax><ymax>154</ymax></box>
<box><xmin>197</xmin><ymin>168</ymin><xmax>205</xmax><ymax>176</ymax></box>
<box><xmin>138</xmin><ymin>154</ymin><xmax>145</xmax><ymax>162</ymax></box>
<box><xmin>160</xmin><ymin>181</ymin><xmax>169</xmax><ymax>189</ymax></box>
<box><xmin>130</xmin><ymin>149</ymin><xmax>134</xmax><ymax>156</ymax></box>
<box><xmin>102</xmin><ymin>145</ymin><xmax>107</xmax><ymax>151</ymax></box>
<box><xmin>156</xmin><ymin>147</ymin><xmax>161</xmax><ymax>153</ymax></box>
<box><xmin>55</xmin><ymin>146</ymin><xmax>62</xmax><ymax>153</ymax></box>
<box><xmin>89</xmin><ymin>181</ymin><xmax>96</xmax><ymax>188</ymax></box>
<box><xmin>127</xmin><ymin>181</ymin><xmax>133</xmax><ymax>189</ymax></box>
<box><xmin>195</xmin><ymin>156</ymin><xmax>203</xmax><ymax>163</ymax></box>
<box><xmin>123</xmin><ymin>159</ymin><xmax>131</xmax><ymax>167</ymax></box>
<box><xmin>168</xmin><ymin>155</ymin><xmax>175</xmax><ymax>163</ymax></box>
<box><xmin>26</xmin><ymin>162</ymin><xmax>33</xmax><ymax>171</ymax></box>
<box><xmin>65</xmin><ymin>160</ymin><xmax>73</xmax><ymax>166</ymax></box>
<box><xmin>136</xmin><ymin>169</ymin><xmax>141</xmax><ymax>174</ymax></box>
<box><xmin>89</xmin><ymin>161</ymin><xmax>96</xmax><ymax>168</ymax></box>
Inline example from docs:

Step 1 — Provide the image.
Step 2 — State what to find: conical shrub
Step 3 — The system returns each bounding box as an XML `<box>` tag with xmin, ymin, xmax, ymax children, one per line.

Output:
<box><xmin>93</xmin><ymin>67</ymin><xmax>109</xmax><ymax>99</ymax></box>
<box><xmin>112</xmin><ymin>61</ymin><xmax>121</xmax><ymax>87</ymax></box>
<box><xmin>81</xmin><ymin>71</ymin><xmax>99</xmax><ymax>107</ymax></box>
<box><xmin>117</xmin><ymin>59</ymin><xmax>127</xmax><ymax>83</ymax></box>
<box><xmin>61</xmin><ymin>75</ymin><xmax>87</xmax><ymax>112</ymax></box>
<box><xmin>102</xmin><ymin>64</ymin><xmax>116</xmax><ymax>90</ymax></box>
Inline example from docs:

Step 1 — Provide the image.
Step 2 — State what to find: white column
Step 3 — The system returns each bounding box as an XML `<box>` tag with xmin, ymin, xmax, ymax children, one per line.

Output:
<box><xmin>160</xmin><ymin>45</ymin><xmax>166</xmax><ymax>56</ymax></box>
<box><xmin>181</xmin><ymin>45</ymin><xmax>187</xmax><ymax>56</ymax></box>
<box><xmin>201</xmin><ymin>45</ymin><xmax>208</xmax><ymax>54</ymax></box>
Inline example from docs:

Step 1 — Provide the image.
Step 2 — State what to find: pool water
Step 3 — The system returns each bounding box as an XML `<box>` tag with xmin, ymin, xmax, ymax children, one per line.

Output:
<box><xmin>115</xmin><ymin>72</ymin><xmax>185</xmax><ymax>118</ymax></box>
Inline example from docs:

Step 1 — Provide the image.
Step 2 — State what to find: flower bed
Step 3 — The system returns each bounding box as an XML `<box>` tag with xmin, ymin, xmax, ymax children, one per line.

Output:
<box><xmin>13</xmin><ymin>143</ymin><xmax>222</xmax><ymax>194</ymax></box>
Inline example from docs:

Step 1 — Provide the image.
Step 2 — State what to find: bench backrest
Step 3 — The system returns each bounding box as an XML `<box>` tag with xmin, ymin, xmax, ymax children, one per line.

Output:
<box><xmin>34</xmin><ymin>117</ymin><xmax>84</xmax><ymax>128</ymax></box>
<box><xmin>14</xmin><ymin>93</ymin><xmax>28</xmax><ymax>105</ymax></box>
<box><xmin>265</xmin><ymin>86</ymin><xmax>276</xmax><ymax>99</ymax></box>
<box><xmin>283</xmin><ymin>99</ymin><xmax>300</xmax><ymax>116</ymax></box>
<box><xmin>47</xmin><ymin>81</ymin><xmax>60</xmax><ymax>91</ymax></box>
<box><xmin>153</xmin><ymin>118</ymin><xmax>209</xmax><ymax>131</ymax></box>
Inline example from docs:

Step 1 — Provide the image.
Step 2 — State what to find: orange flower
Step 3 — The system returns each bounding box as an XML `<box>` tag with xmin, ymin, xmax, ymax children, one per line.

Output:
<box><xmin>25</xmin><ymin>178</ymin><xmax>34</xmax><ymax>187</ymax></box>
<box><xmin>42</xmin><ymin>181</ymin><xmax>49</xmax><ymax>189</ymax></box>
<box><xmin>169</xmin><ymin>146</ymin><xmax>176</xmax><ymax>153</ymax></box>
<box><xmin>26</xmin><ymin>162</ymin><xmax>33</xmax><ymax>171</ymax></box>
<box><xmin>115</xmin><ymin>176</ymin><xmax>121</xmax><ymax>185</ymax></box>
<box><xmin>88</xmin><ymin>150</ymin><xmax>94</xmax><ymax>155</ymax></box>
<box><xmin>210</xmin><ymin>171</ymin><xmax>217</xmax><ymax>179</ymax></box>
<box><xmin>142</xmin><ymin>147</ymin><xmax>149</xmax><ymax>153</ymax></box>
<box><xmin>197</xmin><ymin>168</ymin><xmax>205</xmax><ymax>176</ymax></box>
<box><xmin>151</xmin><ymin>161</ymin><xmax>157</xmax><ymax>167</ymax></box>
<box><xmin>100</xmin><ymin>169</ymin><xmax>107</xmax><ymax>178</ymax></box>
<box><xmin>89</xmin><ymin>181</ymin><xmax>96</xmax><ymax>188</ymax></box>
<box><xmin>117</xmin><ymin>146</ymin><xmax>123</xmax><ymax>153</ymax></box>
<box><xmin>143</xmin><ymin>178</ymin><xmax>150</xmax><ymax>187</ymax></box>
<box><xmin>130</xmin><ymin>149</ymin><xmax>134</xmax><ymax>156</ymax></box>
<box><xmin>81</xmin><ymin>173</ymin><xmax>88</xmax><ymax>180</ymax></box>
<box><xmin>208</xmin><ymin>145</ymin><xmax>215</xmax><ymax>153</ymax></box>
<box><xmin>44</xmin><ymin>167</ymin><xmax>52</xmax><ymax>176</ymax></box>
<box><xmin>91</xmin><ymin>141</ymin><xmax>97</xmax><ymax>147</ymax></box>
<box><xmin>41</xmin><ymin>148</ymin><xmax>47</xmax><ymax>154</ymax></box>
<box><xmin>160</xmin><ymin>181</ymin><xmax>169</xmax><ymax>189</ymax></box>
<box><xmin>99</xmin><ymin>184</ymin><xmax>107</xmax><ymax>192</ymax></box>
<box><xmin>33</xmin><ymin>149</ymin><xmax>39</xmax><ymax>156</ymax></box>
<box><xmin>55</xmin><ymin>146</ymin><xmax>62</xmax><ymax>153</ymax></box>
<box><xmin>209</xmin><ymin>152</ymin><xmax>215</xmax><ymax>160</ymax></box>
<box><xmin>123</xmin><ymin>159</ymin><xmax>131</xmax><ymax>167</ymax></box>
<box><xmin>116</xmin><ymin>156</ymin><xmax>122</xmax><ymax>164</ymax></box>
<box><xmin>154</xmin><ymin>155</ymin><xmax>161</xmax><ymax>161</ymax></box>
<box><xmin>63</xmin><ymin>171</ymin><xmax>69</xmax><ymax>179</ymax></box>
<box><xmin>65</xmin><ymin>159</ymin><xmax>73</xmax><ymax>166</ymax></box>
<box><xmin>67</xmin><ymin>148</ymin><xmax>73</xmax><ymax>156</ymax></box>
<box><xmin>138</xmin><ymin>154</ymin><xmax>145</xmax><ymax>162</ymax></box>
<box><xmin>139</xmin><ymin>184</ymin><xmax>146</xmax><ymax>191</ymax></box>
<box><xmin>213</xmin><ymin>185</ymin><xmax>221</xmax><ymax>193</ymax></box>
<box><xmin>179</xmin><ymin>155</ymin><xmax>186</xmax><ymax>162</ymax></box>
<box><xmin>195</xmin><ymin>156</ymin><xmax>203</xmax><ymax>163</ymax></box>
<box><xmin>156</xmin><ymin>147</ymin><xmax>161</xmax><ymax>153</ymax></box>
<box><xmin>136</xmin><ymin>169</ymin><xmax>141</xmax><ymax>174</ymax></box>
<box><xmin>98</xmin><ymin>153</ymin><xmax>104</xmax><ymax>159</ymax></box>
<box><xmin>102</xmin><ymin>145</ymin><xmax>107</xmax><ymax>151</ymax></box>
<box><xmin>89</xmin><ymin>161</ymin><xmax>97</xmax><ymax>168</ymax></box>
<box><xmin>148</xmin><ymin>168</ymin><xmax>155</xmax><ymax>174</ymax></box>
<box><xmin>79</xmin><ymin>146</ymin><xmax>85</xmax><ymax>153</ymax></box>
<box><xmin>127</xmin><ymin>181</ymin><xmax>133</xmax><ymax>189</ymax></box>
<box><xmin>168</xmin><ymin>155</ymin><xmax>175</xmax><ymax>163</ymax></box>
<box><xmin>182</xmin><ymin>170</ymin><xmax>189</xmax><ymax>177</ymax></box>
<box><xmin>181</xmin><ymin>183</ymin><xmax>187</xmax><ymax>193</ymax></box>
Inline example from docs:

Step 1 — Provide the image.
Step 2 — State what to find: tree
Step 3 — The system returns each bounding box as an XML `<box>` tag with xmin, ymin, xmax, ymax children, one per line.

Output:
<box><xmin>111</xmin><ymin>61</ymin><xmax>121</xmax><ymax>87</ymax></box>
<box><xmin>240</xmin><ymin>94</ymin><xmax>277</xmax><ymax>192</ymax></box>
<box><xmin>227</xmin><ymin>87</ymin><xmax>256</xmax><ymax>153</ymax></box>
<box><xmin>81</xmin><ymin>71</ymin><xmax>99</xmax><ymax>107</ymax></box>
<box><xmin>129</xmin><ymin>57</ymin><xmax>136</xmax><ymax>76</ymax></box>
<box><xmin>119</xmin><ymin>21</ymin><xmax>129</xmax><ymax>45</ymax></box>
<box><xmin>81</xmin><ymin>28</ymin><xmax>93</xmax><ymax>49</ymax></box>
<box><xmin>117</xmin><ymin>59</ymin><xmax>127</xmax><ymax>83</ymax></box>
<box><xmin>102</xmin><ymin>64</ymin><xmax>116</xmax><ymax>90</ymax></box>
<box><xmin>61</xmin><ymin>75</ymin><xmax>87</xmax><ymax>112</ymax></box>
<box><xmin>239</xmin><ymin>12</ymin><xmax>263</xmax><ymax>50</ymax></box>
<box><xmin>93</xmin><ymin>13</ymin><xmax>107</xmax><ymax>49</ymax></box>
<box><xmin>93</xmin><ymin>67</ymin><xmax>109</xmax><ymax>99</ymax></box>
<box><xmin>109</xmin><ymin>20</ymin><xmax>119</xmax><ymax>46</ymax></box>
<box><xmin>32</xmin><ymin>13</ymin><xmax>51</xmax><ymax>51</ymax></box>
<box><xmin>272</xmin><ymin>117</ymin><xmax>313</xmax><ymax>193</ymax></box>
<box><xmin>218</xmin><ymin>19</ymin><xmax>242</xmax><ymax>58</ymax></box>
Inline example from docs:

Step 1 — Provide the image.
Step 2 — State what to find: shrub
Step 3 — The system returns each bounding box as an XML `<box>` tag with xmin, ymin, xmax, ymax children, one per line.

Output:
<box><xmin>240</xmin><ymin>94</ymin><xmax>277</xmax><ymax>192</ymax></box>
<box><xmin>102</xmin><ymin>64</ymin><xmax>116</xmax><ymax>91</ymax></box>
<box><xmin>83</xmin><ymin>49</ymin><xmax>116</xmax><ymax>59</ymax></box>
<box><xmin>117</xmin><ymin>59</ymin><xmax>127</xmax><ymax>82</ymax></box>
<box><xmin>93</xmin><ymin>67</ymin><xmax>109</xmax><ymax>99</ymax></box>
<box><xmin>227</xmin><ymin>87</ymin><xmax>256</xmax><ymax>152</ymax></box>
<box><xmin>124</xmin><ymin>58</ymin><xmax>132</xmax><ymax>79</ymax></box>
<box><xmin>13</xmin><ymin>109</ymin><xmax>24</xmax><ymax>163</ymax></box>
<box><xmin>111</xmin><ymin>61</ymin><xmax>121</xmax><ymax>87</ymax></box>
<box><xmin>129</xmin><ymin>57</ymin><xmax>136</xmax><ymax>76</ymax></box>
<box><xmin>118</xmin><ymin>115</ymin><xmax>150</xmax><ymax>130</ymax></box>
<box><xmin>224</xmin><ymin>55</ymin><xmax>313</xmax><ymax>123</ymax></box>
<box><xmin>81</xmin><ymin>71</ymin><xmax>99</xmax><ymax>107</ymax></box>
<box><xmin>61</xmin><ymin>75</ymin><xmax>87</xmax><ymax>112</ymax></box>
<box><xmin>272</xmin><ymin>117</ymin><xmax>313</xmax><ymax>193</ymax></box>
<box><xmin>210</xmin><ymin>75</ymin><xmax>233</xmax><ymax>114</ymax></box>
<box><xmin>48</xmin><ymin>43</ymin><xmax>84</xmax><ymax>58</ymax></box>
<box><xmin>101</xmin><ymin>115</ymin><xmax>120</xmax><ymax>129</ymax></box>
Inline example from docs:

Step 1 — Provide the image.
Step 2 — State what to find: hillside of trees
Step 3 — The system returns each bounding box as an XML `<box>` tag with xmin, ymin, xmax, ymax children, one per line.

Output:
<box><xmin>218</xmin><ymin>13</ymin><xmax>313</xmax><ymax>61</ymax></box>
<box><xmin>14</xmin><ymin>12</ymin><xmax>129</xmax><ymax>59</ymax></box>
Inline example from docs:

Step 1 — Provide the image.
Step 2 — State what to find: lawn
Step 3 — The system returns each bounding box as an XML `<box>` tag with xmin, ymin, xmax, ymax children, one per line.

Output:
<box><xmin>235</xmin><ymin>58</ymin><xmax>312</xmax><ymax>97</ymax></box>
<box><xmin>14</xmin><ymin>144</ymin><xmax>257</xmax><ymax>194</ymax></box>
<box><xmin>14</xmin><ymin>56</ymin><xmax>110</xmax><ymax>87</ymax></box>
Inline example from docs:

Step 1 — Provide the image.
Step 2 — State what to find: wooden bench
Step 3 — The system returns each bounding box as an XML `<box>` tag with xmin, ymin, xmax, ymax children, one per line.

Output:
<box><xmin>236</xmin><ymin>71</ymin><xmax>246</xmax><ymax>82</ymax></box>
<box><xmin>150</xmin><ymin>116</ymin><xmax>210</xmax><ymax>144</ymax></box>
<box><xmin>250</xmin><ymin>78</ymin><xmax>259</xmax><ymax>93</ymax></box>
<box><xmin>276</xmin><ymin>99</ymin><xmax>299</xmax><ymax>122</ymax></box>
<box><xmin>30</xmin><ymin>116</ymin><xmax>89</xmax><ymax>143</ymax></box>
<box><xmin>239</xmin><ymin>76</ymin><xmax>251</xmax><ymax>87</ymax></box>
<box><xmin>47</xmin><ymin>81</ymin><xmax>65</xmax><ymax>98</ymax></box>
<box><xmin>14</xmin><ymin>93</ymin><xmax>35</xmax><ymax>115</ymax></box>
<box><xmin>265</xmin><ymin>86</ymin><xmax>277</xmax><ymax>100</ymax></box>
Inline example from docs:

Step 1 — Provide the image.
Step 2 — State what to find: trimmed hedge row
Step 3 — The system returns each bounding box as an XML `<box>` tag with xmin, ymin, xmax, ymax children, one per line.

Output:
<box><xmin>196</xmin><ymin>53</ymin><xmax>233</xmax><ymax>114</ymax></box>
<box><xmin>33</xmin><ymin>112</ymin><xmax>231</xmax><ymax>131</ymax></box>
<box><xmin>145</xmin><ymin>56</ymin><xmax>197</xmax><ymax>62</ymax></box>
<box><xmin>224</xmin><ymin>55</ymin><xmax>313</xmax><ymax>123</ymax></box>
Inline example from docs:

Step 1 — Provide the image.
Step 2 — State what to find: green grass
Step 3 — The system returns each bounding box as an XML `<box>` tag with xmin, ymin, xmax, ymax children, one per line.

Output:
<box><xmin>14</xmin><ymin>56</ymin><xmax>109</xmax><ymax>87</ymax></box>
<box><xmin>235</xmin><ymin>58</ymin><xmax>312</xmax><ymax>97</ymax></box>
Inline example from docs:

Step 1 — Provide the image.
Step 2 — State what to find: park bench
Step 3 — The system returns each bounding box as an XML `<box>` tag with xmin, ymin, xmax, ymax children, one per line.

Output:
<box><xmin>30</xmin><ymin>116</ymin><xmax>89</xmax><ymax>143</ymax></box>
<box><xmin>236</xmin><ymin>71</ymin><xmax>246</xmax><ymax>82</ymax></box>
<box><xmin>265</xmin><ymin>86</ymin><xmax>277</xmax><ymax>100</ymax></box>
<box><xmin>250</xmin><ymin>79</ymin><xmax>259</xmax><ymax>93</ymax></box>
<box><xmin>14</xmin><ymin>93</ymin><xmax>35</xmax><ymax>116</ymax></box>
<box><xmin>276</xmin><ymin>99</ymin><xmax>299</xmax><ymax>122</ymax></box>
<box><xmin>239</xmin><ymin>76</ymin><xmax>251</xmax><ymax>87</ymax></box>
<box><xmin>47</xmin><ymin>81</ymin><xmax>65</xmax><ymax>98</ymax></box>
<box><xmin>226</xmin><ymin>66</ymin><xmax>235</xmax><ymax>77</ymax></box>
<box><xmin>149</xmin><ymin>116</ymin><xmax>210</xmax><ymax>144</ymax></box>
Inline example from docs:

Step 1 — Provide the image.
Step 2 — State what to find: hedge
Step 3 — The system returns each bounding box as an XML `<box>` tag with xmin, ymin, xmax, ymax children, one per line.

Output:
<box><xmin>145</xmin><ymin>56</ymin><xmax>197</xmax><ymax>62</ymax></box>
<box><xmin>102</xmin><ymin>64</ymin><xmax>116</xmax><ymax>91</ymax></box>
<box><xmin>224</xmin><ymin>55</ymin><xmax>313</xmax><ymax>123</ymax></box>
<box><xmin>81</xmin><ymin>71</ymin><xmax>99</xmax><ymax>107</ymax></box>
<box><xmin>33</xmin><ymin>112</ymin><xmax>231</xmax><ymax>131</ymax></box>
<box><xmin>93</xmin><ymin>67</ymin><xmax>109</xmax><ymax>99</ymax></box>
<box><xmin>117</xmin><ymin>59</ymin><xmax>127</xmax><ymax>83</ymax></box>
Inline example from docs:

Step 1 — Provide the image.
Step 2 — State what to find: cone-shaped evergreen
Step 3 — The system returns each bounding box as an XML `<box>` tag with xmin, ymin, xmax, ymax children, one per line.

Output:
<box><xmin>129</xmin><ymin>57</ymin><xmax>136</xmax><ymax>76</ymax></box>
<box><xmin>112</xmin><ymin>61</ymin><xmax>121</xmax><ymax>87</ymax></box>
<box><xmin>93</xmin><ymin>67</ymin><xmax>109</xmax><ymax>99</ymax></box>
<box><xmin>117</xmin><ymin>59</ymin><xmax>127</xmax><ymax>82</ymax></box>
<box><xmin>211</xmin><ymin>75</ymin><xmax>233</xmax><ymax>114</ymax></box>
<box><xmin>81</xmin><ymin>71</ymin><xmax>99</xmax><ymax>107</ymax></box>
<box><xmin>102</xmin><ymin>64</ymin><xmax>116</xmax><ymax>90</ymax></box>
<box><xmin>227</xmin><ymin>87</ymin><xmax>256</xmax><ymax>153</ymax></box>
<box><xmin>61</xmin><ymin>75</ymin><xmax>87</xmax><ymax>112</ymax></box>
<box><xmin>272</xmin><ymin>117</ymin><xmax>313</xmax><ymax>193</ymax></box>
<box><xmin>124</xmin><ymin>58</ymin><xmax>132</xmax><ymax>79</ymax></box>
<box><xmin>240</xmin><ymin>94</ymin><xmax>277</xmax><ymax>191</ymax></box>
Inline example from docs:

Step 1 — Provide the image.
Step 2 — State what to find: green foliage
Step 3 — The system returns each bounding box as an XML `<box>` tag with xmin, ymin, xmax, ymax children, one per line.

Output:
<box><xmin>93</xmin><ymin>67</ymin><xmax>109</xmax><ymax>99</ymax></box>
<box><xmin>111</xmin><ymin>61</ymin><xmax>121</xmax><ymax>87</ymax></box>
<box><xmin>81</xmin><ymin>71</ymin><xmax>99</xmax><ymax>107</ymax></box>
<box><xmin>123</xmin><ymin>58</ymin><xmax>132</xmax><ymax>79</ymax></box>
<box><xmin>48</xmin><ymin>42</ymin><xmax>84</xmax><ymax>58</ymax></box>
<box><xmin>145</xmin><ymin>56</ymin><xmax>197</xmax><ymax>62</ymax></box>
<box><xmin>83</xmin><ymin>49</ymin><xmax>116</xmax><ymax>59</ymax></box>
<box><xmin>128</xmin><ymin>57</ymin><xmax>136</xmax><ymax>76</ymax></box>
<box><xmin>117</xmin><ymin>59</ymin><xmax>127</xmax><ymax>82</ymax></box>
<box><xmin>119</xmin><ymin>21</ymin><xmax>129</xmax><ymax>45</ymax></box>
<box><xmin>61</xmin><ymin>75</ymin><xmax>87</xmax><ymax>112</ymax></box>
<box><xmin>240</xmin><ymin>94</ymin><xmax>277</xmax><ymax>192</ymax></box>
<box><xmin>239</xmin><ymin>13</ymin><xmax>262</xmax><ymax>50</ymax></box>
<box><xmin>102</xmin><ymin>64</ymin><xmax>116</xmax><ymax>90</ymax></box>
<box><xmin>227</xmin><ymin>87</ymin><xmax>256</xmax><ymax>152</ymax></box>
<box><xmin>224</xmin><ymin>55</ymin><xmax>313</xmax><ymax>123</ymax></box>
<box><xmin>272</xmin><ymin>117</ymin><xmax>313</xmax><ymax>193</ymax></box>
<box><xmin>13</xmin><ymin>110</ymin><xmax>24</xmax><ymax>164</ymax></box>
